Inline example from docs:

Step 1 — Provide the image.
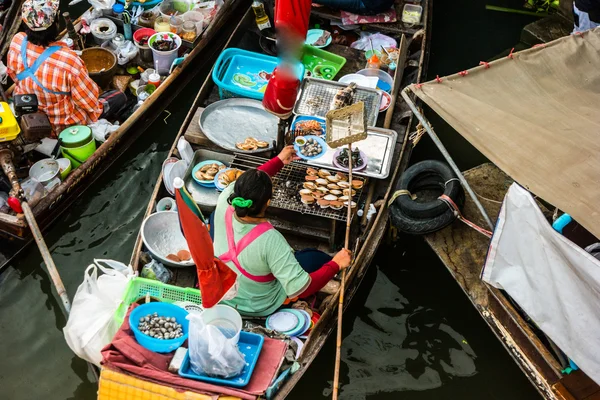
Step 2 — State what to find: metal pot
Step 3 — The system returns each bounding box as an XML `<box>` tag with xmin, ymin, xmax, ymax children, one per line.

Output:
<box><xmin>80</xmin><ymin>47</ymin><xmax>117</xmax><ymax>89</ymax></box>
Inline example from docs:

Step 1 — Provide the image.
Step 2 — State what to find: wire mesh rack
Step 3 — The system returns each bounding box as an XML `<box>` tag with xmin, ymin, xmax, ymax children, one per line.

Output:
<box><xmin>230</xmin><ymin>154</ymin><xmax>366</xmax><ymax>222</ymax></box>
<box><xmin>293</xmin><ymin>78</ymin><xmax>382</xmax><ymax>126</ymax></box>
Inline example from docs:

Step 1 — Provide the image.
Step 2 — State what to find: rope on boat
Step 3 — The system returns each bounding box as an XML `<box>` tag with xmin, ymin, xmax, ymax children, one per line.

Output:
<box><xmin>439</xmin><ymin>194</ymin><xmax>493</xmax><ymax>238</ymax></box>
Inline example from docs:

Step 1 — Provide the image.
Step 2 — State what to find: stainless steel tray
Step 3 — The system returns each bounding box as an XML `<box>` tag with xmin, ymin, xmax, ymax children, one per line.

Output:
<box><xmin>297</xmin><ymin>127</ymin><xmax>397</xmax><ymax>179</ymax></box>
<box><xmin>199</xmin><ymin>98</ymin><xmax>279</xmax><ymax>154</ymax></box>
<box><xmin>183</xmin><ymin>149</ymin><xmax>234</xmax><ymax>212</ymax></box>
<box><xmin>293</xmin><ymin>77</ymin><xmax>382</xmax><ymax>126</ymax></box>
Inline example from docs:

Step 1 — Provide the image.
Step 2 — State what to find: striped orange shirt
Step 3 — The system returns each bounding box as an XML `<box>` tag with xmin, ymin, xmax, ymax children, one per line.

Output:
<box><xmin>7</xmin><ymin>32</ymin><xmax>102</xmax><ymax>134</ymax></box>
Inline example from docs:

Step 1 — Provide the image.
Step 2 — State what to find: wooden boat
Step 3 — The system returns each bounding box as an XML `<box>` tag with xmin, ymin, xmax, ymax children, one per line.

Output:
<box><xmin>105</xmin><ymin>2</ymin><xmax>432</xmax><ymax>398</ymax></box>
<box><xmin>0</xmin><ymin>0</ymin><xmax>248</xmax><ymax>268</ymax></box>
<box><xmin>397</xmin><ymin>28</ymin><xmax>600</xmax><ymax>400</ymax></box>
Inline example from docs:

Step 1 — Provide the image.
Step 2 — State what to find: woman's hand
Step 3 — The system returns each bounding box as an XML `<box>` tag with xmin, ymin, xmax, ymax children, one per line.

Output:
<box><xmin>332</xmin><ymin>248</ymin><xmax>352</xmax><ymax>269</ymax></box>
<box><xmin>277</xmin><ymin>145</ymin><xmax>300</xmax><ymax>165</ymax></box>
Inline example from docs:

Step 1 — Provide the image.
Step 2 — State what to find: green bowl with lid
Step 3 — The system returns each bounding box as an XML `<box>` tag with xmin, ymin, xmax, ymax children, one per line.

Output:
<box><xmin>58</xmin><ymin>125</ymin><xmax>96</xmax><ymax>168</ymax></box>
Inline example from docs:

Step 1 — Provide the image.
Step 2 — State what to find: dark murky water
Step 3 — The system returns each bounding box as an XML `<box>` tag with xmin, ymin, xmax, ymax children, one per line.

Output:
<box><xmin>0</xmin><ymin>1</ymin><xmax>543</xmax><ymax>399</ymax></box>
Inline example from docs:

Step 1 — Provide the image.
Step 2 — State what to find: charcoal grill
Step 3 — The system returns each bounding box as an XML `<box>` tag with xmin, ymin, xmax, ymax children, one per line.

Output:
<box><xmin>230</xmin><ymin>153</ymin><xmax>366</xmax><ymax>222</ymax></box>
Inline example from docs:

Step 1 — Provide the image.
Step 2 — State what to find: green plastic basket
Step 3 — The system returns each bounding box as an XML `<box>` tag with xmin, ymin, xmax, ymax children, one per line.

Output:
<box><xmin>301</xmin><ymin>44</ymin><xmax>346</xmax><ymax>80</ymax></box>
<box><xmin>114</xmin><ymin>277</ymin><xmax>202</xmax><ymax>328</ymax></box>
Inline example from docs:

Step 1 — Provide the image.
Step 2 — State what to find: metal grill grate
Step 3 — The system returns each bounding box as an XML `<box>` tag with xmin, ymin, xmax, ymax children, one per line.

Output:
<box><xmin>231</xmin><ymin>154</ymin><xmax>366</xmax><ymax>222</ymax></box>
<box><xmin>294</xmin><ymin>78</ymin><xmax>382</xmax><ymax>126</ymax></box>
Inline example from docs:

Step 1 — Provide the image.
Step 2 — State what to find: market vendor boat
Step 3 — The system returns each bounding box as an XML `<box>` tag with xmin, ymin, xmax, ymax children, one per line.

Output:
<box><xmin>393</xmin><ymin>29</ymin><xmax>600</xmax><ymax>400</ymax></box>
<box><xmin>97</xmin><ymin>1</ymin><xmax>432</xmax><ymax>398</ymax></box>
<box><xmin>0</xmin><ymin>0</ymin><xmax>248</xmax><ymax>269</ymax></box>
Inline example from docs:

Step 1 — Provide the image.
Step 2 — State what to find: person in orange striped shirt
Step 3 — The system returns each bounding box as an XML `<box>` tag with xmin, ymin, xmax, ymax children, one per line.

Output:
<box><xmin>7</xmin><ymin>0</ymin><xmax>103</xmax><ymax>134</ymax></box>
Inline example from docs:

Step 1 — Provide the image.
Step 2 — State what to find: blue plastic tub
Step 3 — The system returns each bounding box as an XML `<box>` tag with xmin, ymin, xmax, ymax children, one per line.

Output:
<box><xmin>178</xmin><ymin>331</ymin><xmax>264</xmax><ymax>387</ymax></box>
<box><xmin>129</xmin><ymin>302</ymin><xmax>189</xmax><ymax>353</ymax></box>
<box><xmin>212</xmin><ymin>48</ymin><xmax>305</xmax><ymax>100</ymax></box>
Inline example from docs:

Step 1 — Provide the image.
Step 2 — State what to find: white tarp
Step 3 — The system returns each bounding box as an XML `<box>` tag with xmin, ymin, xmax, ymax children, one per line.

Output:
<box><xmin>482</xmin><ymin>184</ymin><xmax>600</xmax><ymax>384</ymax></box>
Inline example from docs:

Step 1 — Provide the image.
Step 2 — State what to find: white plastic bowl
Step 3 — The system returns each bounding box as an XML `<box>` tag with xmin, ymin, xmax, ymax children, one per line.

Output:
<box><xmin>141</xmin><ymin>211</ymin><xmax>194</xmax><ymax>268</ymax></box>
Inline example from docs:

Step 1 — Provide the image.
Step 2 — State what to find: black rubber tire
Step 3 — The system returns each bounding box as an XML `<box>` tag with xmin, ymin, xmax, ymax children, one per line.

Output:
<box><xmin>396</xmin><ymin>160</ymin><xmax>463</xmax><ymax>219</ymax></box>
<box><xmin>390</xmin><ymin>200</ymin><xmax>458</xmax><ymax>235</ymax></box>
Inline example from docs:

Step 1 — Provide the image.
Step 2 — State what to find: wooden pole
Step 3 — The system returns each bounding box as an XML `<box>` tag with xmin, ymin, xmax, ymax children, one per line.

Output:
<box><xmin>22</xmin><ymin>202</ymin><xmax>71</xmax><ymax>313</ymax></box>
<box><xmin>333</xmin><ymin>142</ymin><xmax>353</xmax><ymax>400</ymax></box>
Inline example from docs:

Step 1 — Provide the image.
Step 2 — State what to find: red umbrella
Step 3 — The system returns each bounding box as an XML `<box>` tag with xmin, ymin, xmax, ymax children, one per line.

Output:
<box><xmin>174</xmin><ymin>178</ymin><xmax>237</xmax><ymax>308</ymax></box>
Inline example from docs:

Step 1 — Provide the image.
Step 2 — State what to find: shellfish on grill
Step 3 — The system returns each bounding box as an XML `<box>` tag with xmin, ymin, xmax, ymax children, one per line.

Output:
<box><xmin>318</xmin><ymin>169</ymin><xmax>331</xmax><ymax>178</ymax></box>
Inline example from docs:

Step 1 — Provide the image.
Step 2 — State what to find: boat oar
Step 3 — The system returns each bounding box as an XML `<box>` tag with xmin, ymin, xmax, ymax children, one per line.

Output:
<box><xmin>21</xmin><ymin>202</ymin><xmax>72</xmax><ymax>312</ymax></box>
<box><xmin>21</xmin><ymin>200</ymin><xmax>99</xmax><ymax>381</ymax></box>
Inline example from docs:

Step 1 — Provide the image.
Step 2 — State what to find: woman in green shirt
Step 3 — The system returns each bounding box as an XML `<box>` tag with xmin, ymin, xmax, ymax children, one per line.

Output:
<box><xmin>214</xmin><ymin>146</ymin><xmax>351</xmax><ymax>316</ymax></box>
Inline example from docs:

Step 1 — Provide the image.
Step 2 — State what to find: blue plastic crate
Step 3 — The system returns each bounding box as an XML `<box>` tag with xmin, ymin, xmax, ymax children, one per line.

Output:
<box><xmin>212</xmin><ymin>48</ymin><xmax>304</xmax><ymax>100</ymax></box>
<box><xmin>178</xmin><ymin>331</ymin><xmax>264</xmax><ymax>387</ymax></box>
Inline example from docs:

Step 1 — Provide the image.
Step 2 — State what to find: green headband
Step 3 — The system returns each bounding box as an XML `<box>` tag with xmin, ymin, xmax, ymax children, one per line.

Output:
<box><xmin>232</xmin><ymin>197</ymin><xmax>253</xmax><ymax>209</ymax></box>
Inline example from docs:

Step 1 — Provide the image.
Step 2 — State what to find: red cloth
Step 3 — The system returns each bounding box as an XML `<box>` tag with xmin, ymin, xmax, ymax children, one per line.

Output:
<box><xmin>176</xmin><ymin>186</ymin><xmax>237</xmax><ymax>308</ymax></box>
<box><xmin>302</xmin><ymin>261</ymin><xmax>340</xmax><ymax>297</ymax></box>
<box><xmin>101</xmin><ymin>304</ymin><xmax>287</xmax><ymax>400</ymax></box>
<box><xmin>257</xmin><ymin>156</ymin><xmax>284</xmax><ymax>177</ymax></box>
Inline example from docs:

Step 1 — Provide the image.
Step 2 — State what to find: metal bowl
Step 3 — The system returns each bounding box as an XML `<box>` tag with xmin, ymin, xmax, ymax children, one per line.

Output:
<box><xmin>141</xmin><ymin>211</ymin><xmax>194</xmax><ymax>268</ymax></box>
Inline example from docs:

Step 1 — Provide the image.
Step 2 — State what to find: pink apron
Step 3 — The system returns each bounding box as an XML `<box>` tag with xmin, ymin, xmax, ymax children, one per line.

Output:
<box><xmin>219</xmin><ymin>207</ymin><xmax>276</xmax><ymax>283</ymax></box>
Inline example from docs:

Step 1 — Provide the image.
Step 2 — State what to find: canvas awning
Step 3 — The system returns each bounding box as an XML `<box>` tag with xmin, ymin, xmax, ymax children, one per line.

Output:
<box><xmin>408</xmin><ymin>28</ymin><xmax>600</xmax><ymax>239</ymax></box>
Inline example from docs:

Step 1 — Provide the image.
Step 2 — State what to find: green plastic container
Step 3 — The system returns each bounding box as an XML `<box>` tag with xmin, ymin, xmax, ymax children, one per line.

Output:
<box><xmin>300</xmin><ymin>44</ymin><xmax>346</xmax><ymax>80</ymax></box>
<box><xmin>58</xmin><ymin>126</ymin><xmax>96</xmax><ymax>168</ymax></box>
<box><xmin>114</xmin><ymin>277</ymin><xmax>202</xmax><ymax>328</ymax></box>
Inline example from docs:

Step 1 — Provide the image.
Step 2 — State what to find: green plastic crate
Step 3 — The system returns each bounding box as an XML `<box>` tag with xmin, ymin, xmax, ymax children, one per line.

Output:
<box><xmin>114</xmin><ymin>277</ymin><xmax>202</xmax><ymax>328</ymax></box>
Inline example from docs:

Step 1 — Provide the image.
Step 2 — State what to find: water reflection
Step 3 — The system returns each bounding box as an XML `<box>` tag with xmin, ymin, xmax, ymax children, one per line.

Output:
<box><xmin>339</xmin><ymin>268</ymin><xmax>476</xmax><ymax>398</ymax></box>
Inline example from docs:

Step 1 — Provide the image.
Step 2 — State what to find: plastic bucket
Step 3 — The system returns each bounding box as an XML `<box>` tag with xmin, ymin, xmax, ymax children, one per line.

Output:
<box><xmin>60</xmin><ymin>137</ymin><xmax>96</xmax><ymax>168</ymax></box>
<box><xmin>200</xmin><ymin>305</ymin><xmax>242</xmax><ymax>344</ymax></box>
<box><xmin>148</xmin><ymin>32</ymin><xmax>182</xmax><ymax>75</ymax></box>
<box><xmin>134</xmin><ymin>28</ymin><xmax>156</xmax><ymax>63</ymax></box>
<box><xmin>182</xmin><ymin>10</ymin><xmax>204</xmax><ymax>35</ymax></box>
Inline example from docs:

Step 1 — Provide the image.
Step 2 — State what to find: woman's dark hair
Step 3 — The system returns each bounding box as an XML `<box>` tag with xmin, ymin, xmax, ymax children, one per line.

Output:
<box><xmin>228</xmin><ymin>169</ymin><xmax>272</xmax><ymax>218</ymax></box>
<box><xmin>25</xmin><ymin>21</ymin><xmax>59</xmax><ymax>47</ymax></box>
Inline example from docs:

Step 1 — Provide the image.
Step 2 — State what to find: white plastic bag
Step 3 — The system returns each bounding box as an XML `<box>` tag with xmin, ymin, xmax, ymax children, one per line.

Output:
<box><xmin>187</xmin><ymin>311</ymin><xmax>245</xmax><ymax>378</ymax></box>
<box><xmin>89</xmin><ymin>119</ymin><xmax>119</xmax><ymax>142</ymax></box>
<box><xmin>63</xmin><ymin>259</ymin><xmax>134</xmax><ymax>366</ymax></box>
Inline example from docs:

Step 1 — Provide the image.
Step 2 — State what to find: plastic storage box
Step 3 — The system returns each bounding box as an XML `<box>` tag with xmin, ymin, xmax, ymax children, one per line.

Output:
<box><xmin>212</xmin><ymin>48</ymin><xmax>305</xmax><ymax>100</ymax></box>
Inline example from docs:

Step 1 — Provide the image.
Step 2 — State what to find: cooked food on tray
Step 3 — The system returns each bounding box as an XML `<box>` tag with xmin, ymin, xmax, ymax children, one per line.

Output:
<box><xmin>235</xmin><ymin>137</ymin><xmax>270</xmax><ymax>151</ymax></box>
<box><xmin>195</xmin><ymin>162</ymin><xmax>226</xmax><ymax>181</ymax></box>
<box><xmin>294</xmin><ymin>119</ymin><xmax>323</xmax><ymax>136</ymax></box>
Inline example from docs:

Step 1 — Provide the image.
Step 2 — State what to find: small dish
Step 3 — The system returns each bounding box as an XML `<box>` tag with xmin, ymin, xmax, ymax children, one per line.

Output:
<box><xmin>379</xmin><ymin>91</ymin><xmax>392</xmax><ymax>112</ymax></box>
<box><xmin>294</xmin><ymin>135</ymin><xmax>328</xmax><ymax>161</ymax></box>
<box><xmin>332</xmin><ymin>147</ymin><xmax>368</xmax><ymax>172</ymax></box>
<box><xmin>192</xmin><ymin>160</ymin><xmax>226</xmax><ymax>187</ymax></box>
<box><xmin>305</xmin><ymin>28</ymin><xmax>332</xmax><ymax>48</ymax></box>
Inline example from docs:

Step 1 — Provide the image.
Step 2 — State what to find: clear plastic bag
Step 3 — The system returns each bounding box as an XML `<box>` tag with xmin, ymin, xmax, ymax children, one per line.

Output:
<box><xmin>141</xmin><ymin>259</ymin><xmax>172</xmax><ymax>283</ymax></box>
<box><xmin>187</xmin><ymin>311</ymin><xmax>245</xmax><ymax>378</ymax></box>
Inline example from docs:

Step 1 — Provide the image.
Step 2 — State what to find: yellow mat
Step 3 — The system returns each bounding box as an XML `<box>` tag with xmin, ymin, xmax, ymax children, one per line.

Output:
<box><xmin>98</xmin><ymin>368</ymin><xmax>241</xmax><ymax>400</ymax></box>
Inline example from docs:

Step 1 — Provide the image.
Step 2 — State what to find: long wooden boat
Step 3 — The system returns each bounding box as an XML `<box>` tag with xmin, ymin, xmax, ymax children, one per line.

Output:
<box><xmin>399</xmin><ymin>28</ymin><xmax>600</xmax><ymax>400</ymax></box>
<box><xmin>0</xmin><ymin>0</ymin><xmax>248</xmax><ymax>269</ymax></box>
<box><xmin>103</xmin><ymin>2</ymin><xmax>432</xmax><ymax>398</ymax></box>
